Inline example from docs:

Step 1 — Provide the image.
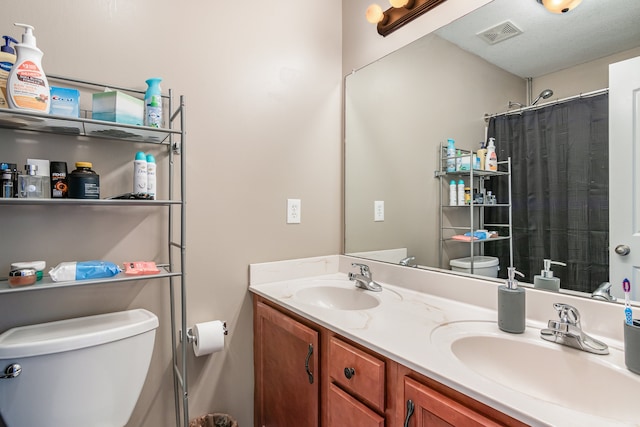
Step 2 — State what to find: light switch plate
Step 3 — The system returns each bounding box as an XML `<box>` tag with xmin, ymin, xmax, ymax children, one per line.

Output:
<box><xmin>287</xmin><ymin>199</ymin><xmax>301</xmax><ymax>224</ymax></box>
<box><xmin>374</xmin><ymin>200</ymin><xmax>384</xmax><ymax>221</ymax></box>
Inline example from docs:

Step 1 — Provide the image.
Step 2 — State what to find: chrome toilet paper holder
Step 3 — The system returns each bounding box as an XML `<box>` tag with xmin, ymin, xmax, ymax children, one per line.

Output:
<box><xmin>181</xmin><ymin>321</ymin><xmax>228</xmax><ymax>344</ymax></box>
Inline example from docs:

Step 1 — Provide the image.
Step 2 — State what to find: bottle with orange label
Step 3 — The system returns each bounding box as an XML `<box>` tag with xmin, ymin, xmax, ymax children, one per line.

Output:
<box><xmin>7</xmin><ymin>23</ymin><xmax>50</xmax><ymax>113</ymax></box>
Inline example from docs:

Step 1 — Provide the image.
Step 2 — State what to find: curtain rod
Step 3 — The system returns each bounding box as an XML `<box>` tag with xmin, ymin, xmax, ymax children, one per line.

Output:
<box><xmin>484</xmin><ymin>88</ymin><xmax>609</xmax><ymax>122</ymax></box>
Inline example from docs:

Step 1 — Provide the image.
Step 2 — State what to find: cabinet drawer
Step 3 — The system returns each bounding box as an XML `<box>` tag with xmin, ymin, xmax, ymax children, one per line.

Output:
<box><xmin>328</xmin><ymin>336</ymin><xmax>385</xmax><ymax>411</ymax></box>
<box><xmin>327</xmin><ymin>383</ymin><xmax>384</xmax><ymax>427</ymax></box>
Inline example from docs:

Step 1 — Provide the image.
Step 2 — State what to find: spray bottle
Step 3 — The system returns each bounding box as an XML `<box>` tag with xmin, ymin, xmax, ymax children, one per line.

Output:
<box><xmin>144</xmin><ymin>78</ymin><xmax>162</xmax><ymax>128</ymax></box>
<box><xmin>133</xmin><ymin>152</ymin><xmax>147</xmax><ymax>195</ymax></box>
<box><xmin>7</xmin><ymin>24</ymin><xmax>50</xmax><ymax>113</ymax></box>
<box><xmin>0</xmin><ymin>35</ymin><xmax>18</xmax><ymax>108</ymax></box>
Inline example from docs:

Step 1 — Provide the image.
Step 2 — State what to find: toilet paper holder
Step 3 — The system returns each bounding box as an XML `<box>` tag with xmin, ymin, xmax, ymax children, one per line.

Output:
<box><xmin>182</xmin><ymin>321</ymin><xmax>228</xmax><ymax>345</ymax></box>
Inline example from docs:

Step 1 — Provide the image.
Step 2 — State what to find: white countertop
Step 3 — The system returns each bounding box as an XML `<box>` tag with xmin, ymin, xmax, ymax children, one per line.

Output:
<box><xmin>249</xmin><ymin>255</ymin><xmax>640</xmax><ymax>427</ymax></box>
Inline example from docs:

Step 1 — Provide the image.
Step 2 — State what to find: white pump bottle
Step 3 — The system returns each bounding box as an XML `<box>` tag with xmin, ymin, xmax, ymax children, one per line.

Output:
<box><xmin>7</xmin><ymin>23</ymin><xmax>50</xmax><ymax>113</ymax></box>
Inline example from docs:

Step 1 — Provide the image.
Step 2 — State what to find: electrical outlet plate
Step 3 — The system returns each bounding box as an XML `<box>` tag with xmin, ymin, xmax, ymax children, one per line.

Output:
<box><xmin>287</xmin><ymin>199</ymin><xmax>301</xmax><ymax>224</ymax></box>
<box><xmin>374</xmin><ymin>200</ymin><xmax>384</xmax><ymax>221</ymax></box>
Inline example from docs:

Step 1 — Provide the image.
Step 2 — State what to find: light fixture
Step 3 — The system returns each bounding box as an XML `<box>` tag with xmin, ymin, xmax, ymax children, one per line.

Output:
<box><xmin>366</xmin><ymin>4</ymin><xmax>385</xmax><ymax>24</ymax></box>
<box><xmin>365</xmin><ymin>0</ymin><xmax>448</xmax><ymax>37</ymax></box>
<box><xmin>536</xmin><ymin>0</ymin><xmax>582</xmax><ymax>14</ymax></box>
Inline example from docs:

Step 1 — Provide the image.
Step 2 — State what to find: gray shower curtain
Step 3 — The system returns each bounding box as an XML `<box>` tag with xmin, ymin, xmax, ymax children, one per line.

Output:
<box><xmin>486</xmin><ymin>93</ymin><xmax>608</xmax><ymax>293</ymax></box>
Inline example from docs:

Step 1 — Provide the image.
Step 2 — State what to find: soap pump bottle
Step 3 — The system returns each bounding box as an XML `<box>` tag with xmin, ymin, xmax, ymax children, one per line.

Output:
<box><xmin>7</xmin><ymin>23</ymin><xmax>50</xmax><ymax>113</ymax></box>
<box><xmin>533</xmin><ymin>259</ymin><xmax>566</xmax><ymax>292</ymax></box>
<box><xmin>498</xmin><ymin>267</ymin><xmax>526</xmax><ymax>334</ymax></box>
<box><xmin>485</xmin><ymin>137</ymin><xmax>497</xmax><ymax>171</ymax></box>
<box><xmin>0</xmin><ymin>35</ymin><xmax>18</xmax><ymax>108</ymax></box>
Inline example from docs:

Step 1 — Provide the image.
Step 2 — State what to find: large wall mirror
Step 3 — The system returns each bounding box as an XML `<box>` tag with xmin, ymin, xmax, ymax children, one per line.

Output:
<box><xmin>345</xmin><ymin>0</ymin><xmax>640</xmax><ymax>301</ymax></box>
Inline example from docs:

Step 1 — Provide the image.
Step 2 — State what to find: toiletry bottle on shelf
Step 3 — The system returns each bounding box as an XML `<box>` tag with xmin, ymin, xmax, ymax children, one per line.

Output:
<box><xmin>146</xmin><ymin>154</ymin><xmax>156</xmax><ymax>200</ymax></box>
<box><xmin>0</xmin><ymin>35</ymin><xmax>18</xmax><ymax>108</ymax></box>
<box><xmin>1</xmin><ymin>163</ymin><xmax>13</xmax><ymax>198</ymax></box>
<box><xmin>498</xmin><ymin>267</ymin><xmax>526</xmax><ymax>334</ymax></box>
<box><xmin>18</xmin><ymin>164</ymin><xmax>46</xmax><ymax>198</ymax></box>
<box><xmin>68</xmin><ymin>162</ymin><xmax>99</xmax><ymax>199</ymax></box>
<box><xmin>477</xmin><ymin>141</ymin><xmax>487</xmax><ymax>170</ymax></box>
<box><xmin>449</xmin><ymin>180</ymin><xmax>457</xmax><ymax>206</ymax></box>
<box><xmin>133</xmin><ymin>152</ymin><xmax>147</xmax><ymax>195</ymax></box>
<box><xmin>50</xmin><ymin>161</ymin><xmax>68</xmax><ymax>198</ymax></box>
<box><xmin>457</xmin><ymin>179</ymin><xmax>465</xmax><ymax>206</ymax></box>
<box><xmin>7</xmin><ymin>23</ymin><xmax>50</xmax><ymax>113</ymax></box>
<box><xmin>446</xmin><ymin>138</ymin><xmax>456</xmax><ymax>172</ymax></box>
<box><xmin>144</xmin><ymin>78</ymin><xmax>162</xmax><ymax>128</ymax></box>
<box><xmin>533</xmin><ymin>259</ymin><xmax>566</xmax><ymax>292</ymax></box>
<box><xmin>455</xmin><ymin>149</ymin><xmax>462</xmax><ymax>171</ymax></box>
<box><xmin>485</xmin><ymin>137</ymin><xmax>497</xmax><ymax>171</ymax></box>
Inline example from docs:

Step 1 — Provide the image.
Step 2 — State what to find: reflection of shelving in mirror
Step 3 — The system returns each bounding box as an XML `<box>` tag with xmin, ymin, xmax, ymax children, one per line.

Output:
<box><xmin>437</xmin><ymin>142</ymin><xmax>513</xmax><ymax>275</ymax></box>
<box><xmin>0</xmin><ymin>108</ymin><xmax>180</xmax><ymax>144</ymax></box>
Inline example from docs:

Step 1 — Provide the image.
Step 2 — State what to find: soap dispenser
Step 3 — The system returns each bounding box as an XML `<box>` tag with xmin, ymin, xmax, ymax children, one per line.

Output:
<box><xmin>498</xmin><ymin>267</ymin><xmax>525</xmax><ymax>334</ymax></box>
<box><xmin>533</xmin><ymin>259</ymin><xmax>566</xmax><ymax>292</ymax></box>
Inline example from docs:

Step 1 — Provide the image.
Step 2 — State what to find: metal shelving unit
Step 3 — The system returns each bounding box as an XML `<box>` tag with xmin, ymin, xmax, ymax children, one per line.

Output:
<box><xmin>0</xmin><ymin>76</ymin><xmax>190</xmax><ymax>426</ymax></box>
<box><xmin>435</xmin><ymin>144</ymin><xmax>513</xmax><ymax>274</ymax></box>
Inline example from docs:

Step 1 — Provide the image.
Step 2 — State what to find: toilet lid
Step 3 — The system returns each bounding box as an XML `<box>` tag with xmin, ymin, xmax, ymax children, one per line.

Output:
<box><xmin>0</xmin><ymin>309</ymin><xmax>158</xmax><ymax>358</ymax></box>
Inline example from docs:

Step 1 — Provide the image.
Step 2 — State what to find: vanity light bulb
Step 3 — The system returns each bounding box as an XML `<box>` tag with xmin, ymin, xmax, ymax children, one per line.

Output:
<box><xmin>540</xmin><ymin>0</ymin><xmax>582</xmax><ymax>13</ymax></box>
<box><xmin>366</xmin><ymin>4</ymin><xmax>384</xmax><ymax>24</ymax></box>
<box><xmin>389</xmin><ymin>0</ymin><xmax>409</xmax><ymax>7</ymax></box>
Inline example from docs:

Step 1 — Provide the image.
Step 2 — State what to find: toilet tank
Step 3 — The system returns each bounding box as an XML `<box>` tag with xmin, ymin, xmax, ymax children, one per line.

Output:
<box><xmin>0</xmin><ymin>309</ymin><xmax>159</xmax><ymax>427</ymax></box>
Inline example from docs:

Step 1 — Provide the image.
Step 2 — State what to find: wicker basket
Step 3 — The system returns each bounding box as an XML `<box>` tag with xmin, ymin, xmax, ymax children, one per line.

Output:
<box><xmin>189</xmin><ymin>413</ymin><xmax>238</xmax><ymax>427</ymax></box>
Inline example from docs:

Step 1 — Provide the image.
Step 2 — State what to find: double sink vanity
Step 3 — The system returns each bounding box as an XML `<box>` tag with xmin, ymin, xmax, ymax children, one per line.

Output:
<box><xmin>250</xmin><ymin>255</ymin><xmax>640</xmax><ymax>426</ymax></box>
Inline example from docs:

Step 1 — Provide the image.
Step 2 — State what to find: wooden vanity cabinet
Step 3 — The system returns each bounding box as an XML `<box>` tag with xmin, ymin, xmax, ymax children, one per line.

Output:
<box><xmin>396</xmin><ymin>367</ymin><xmax>528</xmax><ymax>427</ymax></box>
<box><xmin>325</xmin><ymin>336</ymin><xmax>387</xmax><ymax>426</ymax></box>
<box><xmin>253</xmin><ymin>296</ymin><xmax>528</xmax><ymax>427</ymax></box>
<box><xmin>254</xmin><ymin>300</ymin><xmax>319</xmax><ymax>427</ymax></box>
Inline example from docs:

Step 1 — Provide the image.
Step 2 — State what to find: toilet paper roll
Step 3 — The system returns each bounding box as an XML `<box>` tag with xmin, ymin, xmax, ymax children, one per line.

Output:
<box><xmin>193</xmin><ymin>320</ymin><xmax>225</xmax><ymax>357</ymax></box>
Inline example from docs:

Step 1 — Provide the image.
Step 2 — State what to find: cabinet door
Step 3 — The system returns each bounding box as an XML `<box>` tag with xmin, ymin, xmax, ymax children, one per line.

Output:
<box><xmin>254</xmin><ymin>300</ymin><xmax>319</xmax><ymax>427</ymax></box>
<box><xmin>327</xmin><ymin>383</ymin><xmax>384</xmax><ymax>427</ymax></box>
<box><xmin>403</xmin><ymin>377</ymin><xmax>501</xmax><ymax>427</ymax></box>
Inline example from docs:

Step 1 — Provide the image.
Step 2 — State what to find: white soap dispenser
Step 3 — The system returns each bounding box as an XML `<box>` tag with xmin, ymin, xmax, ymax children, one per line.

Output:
<box><xmin>7</xmin><ymin>23</ymin><xmax>50</xmax><ymax>113</ymax></box>
<box><xmin>533</xmin><ymin>259</ymin><xmax>566</xmax><ymax>292</ymax></box>
<box><xmin>498</xmin><ymin>267</ymin><xmax>525</xmax><ymax>334</ymax></box>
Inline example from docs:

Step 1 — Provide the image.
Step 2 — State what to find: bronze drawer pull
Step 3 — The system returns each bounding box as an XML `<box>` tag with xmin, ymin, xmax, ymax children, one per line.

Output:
<box><xmin>344</xmin><ymin>367</ymin><xmax>356</xmax><ymax>379</ymax></box>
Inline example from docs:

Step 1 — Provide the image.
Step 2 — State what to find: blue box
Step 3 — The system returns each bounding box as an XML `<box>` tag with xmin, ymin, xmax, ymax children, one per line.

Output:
<box><xmin>50</xmin><ymin>86</ymin><xmax>80</xmax><ymax>117</ymax></box>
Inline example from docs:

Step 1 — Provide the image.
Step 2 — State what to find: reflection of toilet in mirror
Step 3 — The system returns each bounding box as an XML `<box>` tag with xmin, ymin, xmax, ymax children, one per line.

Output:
<box><xmin>0</xmin><ymin>309</ymin><xmax>159</xmax><ymax>427</ymax></box>
<box><xmin>450</xmin><ymin>256</ymin><xmax>500</xmax><ymax>278</ymax></box>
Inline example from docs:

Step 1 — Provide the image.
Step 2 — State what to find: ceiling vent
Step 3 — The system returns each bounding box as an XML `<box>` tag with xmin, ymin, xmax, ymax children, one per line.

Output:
<box><xmin>477</xmin><ymin>21</ymin><xmax>523</xmax><ymax>45</ymax></box>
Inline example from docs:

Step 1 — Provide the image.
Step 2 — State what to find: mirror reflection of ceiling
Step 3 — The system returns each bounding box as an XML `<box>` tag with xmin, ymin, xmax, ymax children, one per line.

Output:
<box><xmin>434</xmin><ymin>0</ymin><xmax>640</xmax><ymax>78</ymax></box>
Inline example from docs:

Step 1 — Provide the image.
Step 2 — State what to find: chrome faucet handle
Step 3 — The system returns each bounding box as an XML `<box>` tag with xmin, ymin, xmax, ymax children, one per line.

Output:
<box><xmin>591</xmin><ymin>282</ymin><xmax>616</xmax><ymax>302</ymax></box>
<box><xmin>553</xmin><ymin>303</ymin><xmax>581</xmax><ymax>326</ymax></box>
<box><xmin>351</xmin><ymin>262</ymin><xmax>371</xmax><ymax>277</ymax></box>
<box><xmin>399</xmin><ymin>256</ymin><xmax>416</xmax><ymax>266</ymax></box>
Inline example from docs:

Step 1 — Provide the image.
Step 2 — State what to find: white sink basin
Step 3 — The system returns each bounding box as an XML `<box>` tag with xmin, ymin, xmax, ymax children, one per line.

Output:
<box><xmin>430</xmin><ymin>321</ymin><xmax>640</xmax><ymax>423</ymax></box>
<box><xmin>295</xmin><ymin>285</ymin><xmax>380</xmax><ymax>310</ymax></box>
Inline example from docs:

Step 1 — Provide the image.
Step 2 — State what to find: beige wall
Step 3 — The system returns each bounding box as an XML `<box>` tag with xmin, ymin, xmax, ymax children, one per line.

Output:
<box><xmin>1</xmin><ymin>1</ymin><xmax>342</xmax><ymax>426</ymax></box>
<box><xmin>0</xmin><ymin>1</ymin><xmax>490</xmax><ymax>426</ymax></box>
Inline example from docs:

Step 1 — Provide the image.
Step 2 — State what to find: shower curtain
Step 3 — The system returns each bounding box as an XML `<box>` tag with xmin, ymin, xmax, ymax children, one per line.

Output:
<box><xmin>486</xmin><ymin>93</ymin><xmax>608</xmax><ymax>293</ymax></box>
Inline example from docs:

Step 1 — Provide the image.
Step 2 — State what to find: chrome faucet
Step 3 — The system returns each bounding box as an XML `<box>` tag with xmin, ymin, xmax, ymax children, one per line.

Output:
<box><xmin>399</xmin><ymin>256</ymin><xmax>416</xmax><ymax>267</ymax></box>
<box><xmin>540</xmin><ymin>303</ymin><xmax>609</xmax><ymax>355</ymax></box>
<box><xmin>591</xmin><ymin>282</ymin><xmax>616</xmax><ymax>302</ymax></box>
<box><xmin>348</xmin><ymin>263</ymin><xmax>382</xmax><ymax>292</ymax></box>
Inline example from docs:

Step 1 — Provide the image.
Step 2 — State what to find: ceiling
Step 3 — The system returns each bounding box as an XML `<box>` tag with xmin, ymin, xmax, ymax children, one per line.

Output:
<box><xmin>434</xmin><ymin>0</ymin><xmax>640</xmax><ymax>78</ymax></box>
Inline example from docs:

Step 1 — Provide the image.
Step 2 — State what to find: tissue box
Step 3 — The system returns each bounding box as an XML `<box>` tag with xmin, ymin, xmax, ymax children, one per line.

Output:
<box><xmin>50</xmin><ymin>86</ymin><xmax>80</xmax><ymax>117</ymax></box>
<box><xmin>92</xmin><ymin>91</ymin><xmax>143</xmax><ymax>125</ymax></box>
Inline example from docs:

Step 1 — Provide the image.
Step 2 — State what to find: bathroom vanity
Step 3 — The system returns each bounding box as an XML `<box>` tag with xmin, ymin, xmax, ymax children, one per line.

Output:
<box><xmin>250</xmin><ymin>255</ymin><xmax>638</xmax><ymax>427</ymax></box>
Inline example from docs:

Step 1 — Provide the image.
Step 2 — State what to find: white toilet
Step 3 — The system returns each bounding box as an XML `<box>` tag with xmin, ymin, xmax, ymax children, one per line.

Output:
<box><xmin>0</xmin><ymin>309</ymin><xmax>159</xmax><ymax>427</ymax></box>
